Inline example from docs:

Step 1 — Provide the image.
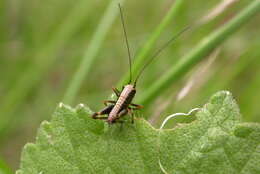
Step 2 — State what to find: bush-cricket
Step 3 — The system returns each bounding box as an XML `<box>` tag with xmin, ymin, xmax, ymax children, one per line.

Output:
<box><xmin>91</xmin><ymin>3</ymin><xmax>189</xmax><ymax>124</ymax></box>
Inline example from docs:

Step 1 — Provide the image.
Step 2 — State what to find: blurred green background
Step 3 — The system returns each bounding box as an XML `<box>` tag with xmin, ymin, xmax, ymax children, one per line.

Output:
<box><xmin>0</xmin><ymin>0</ymin><xmax>259</xmax><ymax>171</ymax></box>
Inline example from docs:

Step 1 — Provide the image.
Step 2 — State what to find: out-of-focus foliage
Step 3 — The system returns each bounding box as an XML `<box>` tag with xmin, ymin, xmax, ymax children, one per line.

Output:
<box><xmin>0</xmin><ymin>0</ymin><xmax>259</xmax><ymax>171</ymax></box>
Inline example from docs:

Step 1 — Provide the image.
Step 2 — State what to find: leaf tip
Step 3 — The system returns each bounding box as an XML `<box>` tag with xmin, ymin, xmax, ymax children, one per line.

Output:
<box><xmin>23</xmin><ymin>143</ymin><xmax>37</xmax><ymax>154</ymax></box>
<box><xmin>78</xmin><ymin>103</ymin><xmax>85</xmax><ymax>107</ymax></box>
<box><xmin>210</xmin><ymin>90</ymin><xmax>232</xmax><ymax>102</ymax></box>
<box><xmin>56</xmin><ymin>102</ymin><xmax>74</xmax><ymax>112</ymax></box>
<box><xmin>75</xmin><ymin>103</ymin><xmax>93</xmax><ymax>115</ymax></box>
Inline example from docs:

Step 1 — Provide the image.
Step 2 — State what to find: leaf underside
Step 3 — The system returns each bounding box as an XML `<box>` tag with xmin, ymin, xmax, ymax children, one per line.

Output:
<box><xmin>17</xmin><ymin>91</ymin><xmax>260</xmax><ymax>174</ymax></box>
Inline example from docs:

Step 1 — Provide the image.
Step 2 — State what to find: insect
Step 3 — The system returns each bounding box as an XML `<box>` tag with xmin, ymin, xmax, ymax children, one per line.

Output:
<box><xmin>91</xmin><ymin>3</ymin><xmax>189</xmax><ymax>124</ymax></box>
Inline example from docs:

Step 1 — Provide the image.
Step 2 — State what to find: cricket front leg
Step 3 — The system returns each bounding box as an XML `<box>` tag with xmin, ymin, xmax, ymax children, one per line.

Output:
<box><xmin>92</xmin><ymin>105</ymin><xmax>114</xmax><ymax>120</ymax></box>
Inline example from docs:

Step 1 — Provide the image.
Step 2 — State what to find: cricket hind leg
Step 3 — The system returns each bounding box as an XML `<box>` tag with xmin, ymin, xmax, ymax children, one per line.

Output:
<box><xmin>109</xmin><ymin>108</ymin><xmax>128</xmax><ymax>124</ymax></box>
<box><xmin>91</xmin><ymin>105</ymin><xmax>114</xmax><ymax>119</ymax></box>
<box><xmin>115</xmin><ymin>108</ymin><xmax>134</xmax><ymax>124</ymax></box>
<box><xmin>112</xmin><ymin>109</ymin><xmax>128</xmax><ymax>130</ymax></box>
<box><xmin>118</xmin><ymin>108</ymin><xmax>128</xmax><ymax>117</ymax></box>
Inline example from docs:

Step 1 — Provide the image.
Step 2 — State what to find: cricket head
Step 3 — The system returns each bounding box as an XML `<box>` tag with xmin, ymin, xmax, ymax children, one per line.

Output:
<box><xmin>124</xmin><ymin>84</ymin><xmax>135</xmax><ymax>90</ymax></box>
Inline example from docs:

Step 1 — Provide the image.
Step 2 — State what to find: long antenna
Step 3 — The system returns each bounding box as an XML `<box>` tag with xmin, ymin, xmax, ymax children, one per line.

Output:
<box><xmin>134</xmin><ymin>26</ymin><xmax>190</xmax><ymax>86</ymax></box>
<box><xmin>118</xmin><ymin>3</ymin><xmax>132</xmax><ymax>84</ymax></box>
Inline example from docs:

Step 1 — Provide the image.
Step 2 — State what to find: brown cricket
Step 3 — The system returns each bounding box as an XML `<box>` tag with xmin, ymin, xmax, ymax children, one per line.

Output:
<box><xmin>91</xmin><ymin>3</ymin><xmax>189</xmax><ymax>124</ymax></box>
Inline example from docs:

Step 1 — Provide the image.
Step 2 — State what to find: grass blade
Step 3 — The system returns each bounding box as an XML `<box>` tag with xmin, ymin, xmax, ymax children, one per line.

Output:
<box><xmin>138</xmin><ymin>0</ymin><xmax>260</xmax><ymax>116</ymax></box>
<box><xmin>117</xmin><ymin>0</ymin><xmax>184</xmax><ymax>86</ymax></box>
<box><xmin>0</xmin><ymin>158</ymin><xmax>13</xmax><ymax>174</ymax></box>
<box><xmin>63</xmin><ymin>0</ymin><xmax>126</xmax><ymax>104</ymax></box>
<box><xmin>0</xmin><ymin>0</ymin><xmax>92</xmax><ymax>136</ymax></box>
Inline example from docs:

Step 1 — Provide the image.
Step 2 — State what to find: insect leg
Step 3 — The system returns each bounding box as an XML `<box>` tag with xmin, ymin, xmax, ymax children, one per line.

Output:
<box><xmin>117</xmin><ymin>108</ymin><xmax>134</xmax><ymax>124</ymax></box>
<box><xmin>93</xmin><ymin>116</ymin><xmax>108</xmax><ymax>120</ymax></box>
<box><xmin>130</xmin><ymin>103</ymin><xmax>143</xmax><ymax>110</ymax></box>
<box><xmin>92</xmin><ymin>105</ymin><xmax>114</xmax><ymax>119</ymax></box>
<box><xmin>118</xmin><ymin>108</ymin><xmax>128</xmax><ymax>117</ymax></box>
<box><xmin>112</xmin><ymin>87</ymin><xmax>121</xmax><ymax>97</ymax></box>
<box><xmin>103</xmin><ymin>100</ymin><xmax>116</xmax><ymax>106</ymax></box>
<box><xmin>112</xmin><ymin>109</ymin><xmax>128</xmax><ymax>124</ymax></box>
<box><xmin>128</xmin><ymin>104</ymin><xmax>142</xmax><ymax>123</ymax></box>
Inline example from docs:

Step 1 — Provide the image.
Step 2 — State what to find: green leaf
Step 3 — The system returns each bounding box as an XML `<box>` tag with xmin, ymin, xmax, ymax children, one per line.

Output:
<box><xmin>17</xmin><ymin>91</ymin><xmax>260</xmax><ymax>174</ymax></box>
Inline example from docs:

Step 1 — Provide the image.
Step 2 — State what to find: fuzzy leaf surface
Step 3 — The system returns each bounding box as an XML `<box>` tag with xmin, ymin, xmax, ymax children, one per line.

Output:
<box><xmin>17</xmin><ymin>91</ymin><xmax>260</xmax><ymax>174</ymax></box>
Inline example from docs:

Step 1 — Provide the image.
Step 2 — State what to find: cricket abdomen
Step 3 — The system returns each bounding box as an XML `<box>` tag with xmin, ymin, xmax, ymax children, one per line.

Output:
<box><xmin>107</xmin><ymin>84</ymin><xmax>136</xmax><ymax>123</ymax></box>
